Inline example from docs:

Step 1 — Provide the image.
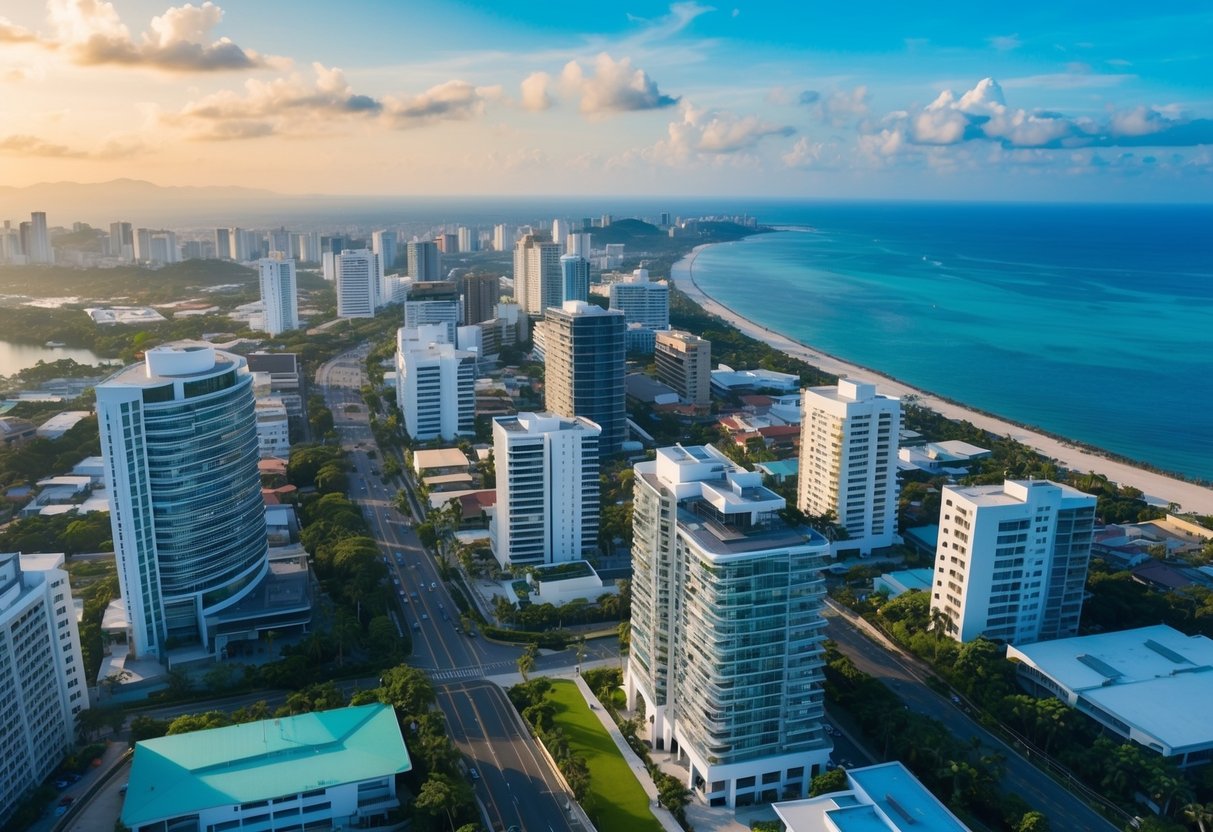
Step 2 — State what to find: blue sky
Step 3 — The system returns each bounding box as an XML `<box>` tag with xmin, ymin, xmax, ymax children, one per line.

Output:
<box><xmin>1</xmin><ymin>0</ymin><xmax>1210</xmax><ymax>199</ymax></box>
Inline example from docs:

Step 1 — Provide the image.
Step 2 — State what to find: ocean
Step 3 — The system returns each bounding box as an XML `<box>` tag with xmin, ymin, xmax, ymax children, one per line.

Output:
<box><xmin>684</xmin><ymin>202</ymin><xmax>1213</xmax><ymax>482</ymax></box>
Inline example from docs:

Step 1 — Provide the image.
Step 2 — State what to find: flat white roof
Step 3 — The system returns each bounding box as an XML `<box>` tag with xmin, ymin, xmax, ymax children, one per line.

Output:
<box><xmin>1009</xmin><ymin>625</ymin><xmax>1213</xmax><ymax>755</ymax></box>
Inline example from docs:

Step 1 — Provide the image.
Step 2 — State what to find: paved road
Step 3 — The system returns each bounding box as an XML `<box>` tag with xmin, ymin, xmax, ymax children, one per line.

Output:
<box><xmin>824</xmin><ymin>604</ymin><xmax>1118</xmax><ymax>832</ymax></box>
<box><xmin>438</xmin><ymin>680</ymin><xmax>580</xmax><ymax>832</ymax></box>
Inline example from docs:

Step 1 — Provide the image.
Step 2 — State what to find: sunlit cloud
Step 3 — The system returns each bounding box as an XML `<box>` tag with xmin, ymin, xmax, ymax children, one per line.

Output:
<box><xmin>560</xmin><ymin>53</ymin><xmax>679</xmax><ymax>114</ymax></box>
<box><xmin>0</xmin><ymin>133</ymin><xmax>143</xmax><ymax>158</ymax></box>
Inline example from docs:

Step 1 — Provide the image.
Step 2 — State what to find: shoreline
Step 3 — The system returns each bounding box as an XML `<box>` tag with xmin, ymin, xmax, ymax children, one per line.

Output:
<box><xmin>670</xmin><ymin>243</ymin><xmax>1213</xmax><ymax>515</ymax></box>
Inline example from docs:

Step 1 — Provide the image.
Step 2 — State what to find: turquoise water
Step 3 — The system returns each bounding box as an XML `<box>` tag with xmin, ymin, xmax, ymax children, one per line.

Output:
<box><xmin>686</xmin><ymin>203</ymin><xmax>1213</xmax><ymax>482</ymax></box>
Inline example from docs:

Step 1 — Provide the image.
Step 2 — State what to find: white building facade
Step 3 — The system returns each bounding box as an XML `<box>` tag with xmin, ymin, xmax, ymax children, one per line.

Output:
<box><xmin>490</xmin><ymin>413</ymin><xmax>600</xmax><ymax>568</ymax></box>
<box><xmin>257</xmin><ymin>256</ymin><xmax>299</xmax><ymax>336</ymax></box>
<box><xmin>513</xmin><ymin>232</ymin><xmax>563</xmax><ymax>316</ymax></box>
<box><xmin>254</xmin><ymin>397</ymin><xmax>290</xmax><ymax>458</ymax></box>
<box><xmin>931</xmin><ymin>479</ymin><xmax>1096</xmax><ymax>643</ymax></box>
<box><xmin>625</xmin><ymin>444</ymin><xmax>833</xmax><ymax>808</ymax></box>
<box><xmin>97</xmin><ymin>345</ymin><xmax>269</xmax><ymax>660</ymax></box>
<box><xmin>609</xmin><ymin>269</ymin><xmax>669</xmax><ymax>330</ymax></box>
<box><xmin>395</xmin><ymin>326</ymin><xmax>476</xmax><ymax>442</ymax></box>
<box><xmin>336</xmin><ymin>249</ymin><xmax>380</xmax><ymax>318</ymax></box>
<box><xmin>797</xmin><ymin>379</ymin><xmax>900</xmax><ymax>555</ymax></box>
<box><xmin>0</xmin><ymin>552</ymin><xmax>89</xmax><ymax>821</ymax></box>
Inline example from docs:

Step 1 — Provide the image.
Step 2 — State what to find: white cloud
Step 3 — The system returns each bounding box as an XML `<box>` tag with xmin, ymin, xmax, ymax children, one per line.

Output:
<box><xmin>520</xmin><ymin>71</ymin><xmax>554</xmax><ymax>111</ymax></box>
<box><xmin>561</xmin><ymin>53</ymin><xmax>678</xmax><ymax>114</ymax></box>
<box><xmin>646</xmin><ymin>101</ymin><xmax>794</xmax><ymax>163</ymax></box>
<box><xmin>0</xmin><ymin>16</ymin><xmax>38</xmax><ymax>42</ymax></box>
<box><xmin>42</xmin><ymin>0</ymin><xmax>282</xmax><ymax>72</ymax></box>
<box><xmin>820</xmin><ymin>86</ymin><xmax>869</xmax><ymax>126</ymax></box>
<box><xmin>0</xmin><ymin>132</ymin><xmax>143</xmax><ymax>158</ymax></box>
<box><xmin>782</xmin><ymin>137</ymin><xmax>842</xmax><ymax>170</ymax></box>
<box><xmin>383</xmin><ymin>81</ymin><xmax>499</xmax><ymax>128</ymax></box>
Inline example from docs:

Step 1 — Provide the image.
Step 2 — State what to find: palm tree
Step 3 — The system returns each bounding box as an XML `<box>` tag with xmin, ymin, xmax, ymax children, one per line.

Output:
<box><xmin>517</xmin><ymin>643</ymin><xmax>537</xmax><ymax>682</ymax></box>
<box><xmin>1183</xmin><ymin>802</ymin><xmax>1213</xmax><ymax>832</ymax></box>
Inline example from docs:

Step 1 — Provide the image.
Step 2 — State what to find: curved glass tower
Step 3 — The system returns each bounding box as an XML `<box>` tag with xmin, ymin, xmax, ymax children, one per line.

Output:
<box><xmin>98</xmin><ymin>344</ymin><xmax>268</xmax><ymax>659</ymax></box>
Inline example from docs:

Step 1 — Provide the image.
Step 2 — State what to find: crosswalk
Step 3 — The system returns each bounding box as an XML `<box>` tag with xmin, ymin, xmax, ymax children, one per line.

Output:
<box><xmin>426</xmin><ymin>661</ymin><xmax>517</xmax><ymax>682</ymax></box>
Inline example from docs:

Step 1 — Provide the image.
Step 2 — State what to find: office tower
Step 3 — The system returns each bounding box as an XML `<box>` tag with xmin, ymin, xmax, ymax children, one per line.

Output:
<box><xmin>461</xmin><ymin>273</ymin><xmax>500</xmax><ymax>326</ymax></box>
<box><xmin>322</xmin><ymin>251</ymin><xmax>335</xmax><ymax>281</ymax></box>
<box><xmin>609</xmin><ymin>268</ymin><xmax>669</xmax><ymax>329</ymax></box>
<box><xmin>493</xmin><ymin>224</ymin><xmax>508</xmax><ymax>252</ymax></box>
<box><xmin>228</xmin><ymin>228</ymin><xmax>251</xmax><ymax>261</ymax></box>
<box><xmin>490</xmin><ymin>412</ymin><xmax>600</xmax><ymax>568</ymax></box>
<box><xmin>438</xmin><ymin>232</ymin><xmax>459</xmax><ymax>254</ymax></box>
<box><xmin>655</xmin><ymin>330</ymin><xmax>712</xmax><ymax>407</ymax></box>
<box><xmin>604</xmin><ymin>243</ymin><xmax>625</xmax><ymax>268</ymax></box>
<box><xmin>110</xmin><ymin>221</ymin><xmax>133</xmax><ymax>257</ymax></box>
<box><xmin>97</xmin><ymin>345</ymin><xmax>270</xmax><ymax>660</ymax></box>
<box><xmin>294</xmin><ymin>231</ymin><xmax>321</xmax><ymax>263</ymax></box>
<box><xmin>457</xmin><ymin>226</ymin><xmax>476</xmax><ymax>253</ymax></box>
<box><xmin>0</xmin><ymin>553</ymin><xmax>89</xmax><ymax>821</ymax></box>
<box><xmin>407</xmin><ymin>240</ymin><xmax>441</xmax><ymax>282</ymax></box>
<box><xmin>797</xmin><ymin>379</ymin><xmax>901</xmax><ymax>556</ymax></box>
<box><xmin>551</xmin><ymin>218</ymin><xmax>569</xmax><ymax>246</ymax></box>
<box><xmin>372</xmin><ymin>229</ymin><xmax>398</xmax><ymax>272</ymax></box>
<box><xmin>214</xmin><ymin>228</ymin><xmax>231</xmax><ymax>260</ymax></box>
<box><xmin>625</xmin><ymin>444</ymin><xmax>832</xmax><ymax>807</ymax></box>
<box><xmin>403</xmin><ymin>281</ymin><xmax>460</xmax><ymax>344</ymax></box>
<box><xmin>133</xmin><ymin>227</ymin><xmax>153</xmax><ymax>262</ymax></box>
<box><xmin>258</xmin><ymin>256</ymin><xmax>299</xmax><ymax>336</ymax></box>
<box><xmin>28</xmin><ymin>211</ymin><xmax>51</xmax><ymax>264</ymax></box>
<box><xmin>1</xmin><ymin>221</ymin><xmax>19</xmax><ymax>263</ymax></box>
<box><xmin>560</xmin><ymin>254</ymin><xmax>590</xmax><ymax>304</ymax></box>
<box><xmin>149</xmin><ymin>231</ymin><xmax>179</xmax><ymax>264</ymax></box>
<box><xmin>660</xmin><ymin>211</ymin><xmax>671</xmax><ymax>226</ymax></box>
<box><xmin>335</xmin><ymin>249</ymin><xmax>380</xmax><ymax>318</ymax></box>
<box><xmin>543</xmin><ymin>301</ymin><xmax>626</xmax><ymax>455</ymax></box>
<box><xmin>327</xmin><ymin>236</ymin><xmax>346</xmax><ymax>256</ymax></box>
<box><xmin>395</xmin><ymin>325</ymin><xmax>476</xmax><ymax>442</ymax></box>
<box><xmin>512</xmin><ymin>232</ymin><xmax>562</xmax><ymax>316</ymax></box>
<box><xmin>601</xmin><ymin>214</ymin><xmax>613</xmax><ymax>227</ymax></box>
<box><xmin>268</xmin><ymin>227</ymin><xmax>290</xmax><ymax>256</ymax></box>
<box><xmin>931</xmin><ymin>479</ymin><xmax>1096</xmax><ymax>644</ymax></box>
<box><xmin>566</xmin><ymin>231</ymin><xmax>591</xmax><ymax>256</ymax></box>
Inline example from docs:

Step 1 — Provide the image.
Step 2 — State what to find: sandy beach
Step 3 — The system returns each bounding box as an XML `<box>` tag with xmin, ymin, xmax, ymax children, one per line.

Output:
<box><xmin>671</xmin><ymin>244</ymin><xmax>1213</xmax><ymax>516</ymax></box>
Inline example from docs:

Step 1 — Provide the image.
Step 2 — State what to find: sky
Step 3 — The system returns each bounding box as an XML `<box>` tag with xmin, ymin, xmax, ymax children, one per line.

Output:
<box><xmin>1</xmin><ymin>0</ymin><xmax>1211</xmax><ymax>200</ymax></box>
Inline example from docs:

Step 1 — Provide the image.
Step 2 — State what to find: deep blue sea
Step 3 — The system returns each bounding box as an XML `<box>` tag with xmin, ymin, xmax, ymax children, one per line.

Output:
<box><xmin>685</xmin><ymin>202</ymin><xmax>1213</xmax><ymax>482</ymax></box>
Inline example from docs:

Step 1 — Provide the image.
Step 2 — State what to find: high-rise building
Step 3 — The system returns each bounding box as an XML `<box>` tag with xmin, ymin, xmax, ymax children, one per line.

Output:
<box><xmin>0</xmin><ymin>552</ymin><xmax>89</xmax><ymax>821</ymax></box>
<box><xmin>566</xmin><ymin>231</ymin><xmax>591</xmax><ymax>256</ymax></box>
<box><xmin>797</xmin><ymin>379</ymin><xmax>901</xmax><ymax>555</ymax></box>
<box><xmin>268</xmin><ymin>227</ymin><xmax>291</xmax><ymax>257</ymax></box>
<box><xmin>551</xmin><ymin>218</ymin><xmax>569</xmax><ymax>246</ymax></box>
<box><xmin>28</xmin><ymin>211</ymin><xmax>51</xmax><ymax>264</ymax></box>
<box><xmin>407</xmin><ymin>240</ymin><xmax>441</xmax><ymax>282</ymax></box>
<box><xmin>97</xmin><ymin>345</ymin><xmax>272</xmax><ymax>660</ymax></box>
<box><xmin>513</xmin><ymin>232</ymin><xmax>562</xmax><ymax>316</ymax></box>
<box><xmin>654</xmin><ymin>330</ymin><xmax>712</xmax><ymax>407</ymax></box>
<box><xmin>395</xmin><ymin>325</ymin><xmax>476</xmax><ymax>442</ymax></box>
<box><xmin>438</xmin><ymin>232</ymin><xmax>459</xmax><ymax>254</ymax></box>
<box><xmin>149</xmin><ymin>231</ymin><xmax>179</xmax><ymax>264</ymax></box>
<box><xmin>543</xmin><ymin>301</ymin><xmax>626</xmax><ymax>455</ymax></box>
<box><xmin>214</xmin><ymin>228</ymin><xmax>231</xmax><ymax>261</ymax></box>
<box><xmin>134</xmin><ymin>227</ymin><xmax>153</xmax><ymax>262</ymax></box>
<box><xmin>110</xmin><ymin>221</ymin><xmax>133</xmax><ymax>258</ymax></box>
<box><xmin>335</xmin><ymin>249</ymin><xmax>380</xmax><ymax>318</ymax></box>
<box><xmin>293</xmin><ymin>231</ymin><xmax>321</xmax><ymax>263</ymax></box>
<box><xmin>560</xmin><ymin>254</ymin><xmax>590</xmax><ymax>304</ymax></box>
<box><xmin>457</xmin><ymin>226</ymin><xmax>476</xmax><ymax>253</ymax></box>
<box><xmin>609</xmin><ymin>268</ymin><xmax>668</xmax><ymax>329</ymax></box>
<box><xmin>229</xmin><ymin>227</ymin><xmax>255</xmax><ymax>261</ymax></box>
<box><xmin>403</xmin><ymin>281</ymin><xmax>460</xmax><ymax>344</ymax></box>
<box><xmin>625</xmin><ymin>444</ymin><xmax>832</xmax><ymax>807</ymax></box>
<box><xmin>372</xmin><ymin>229</ymin><xmax>398</xmax><ymax>276</ymax></box>
<box><xmin>931</xmin><ymin>479</ymin><xmax>1096</xmax><ymax>644</ymax></box>
<box><xmin>461</xmin><ymin>273</ymin><xmax>500</xmax><ymax>326</ymax></box>
<box><xmin>493</xmin><ymin>224</ymin><xmax>509</xmax><ymax>252</ymax></box>
<box><xmin>258</xmin><ymin>256</ymin><xmax>299</xmax><ymax>336</ymax></box>
<box><xmin>490</xmin><ymin>412</ymin><xmax>600</xmax><ymax>568</ymax></box>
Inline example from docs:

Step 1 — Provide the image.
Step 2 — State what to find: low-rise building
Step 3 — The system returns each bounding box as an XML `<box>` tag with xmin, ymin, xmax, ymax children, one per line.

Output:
<box><xmin>1007</xmin><ymin>625</ymin><xmax>1213</xmax><ymax>767</ymax></box>
<box><xmin>254</xmin><ymin>397</ymin><xmax>290</xmax><ymax>458</ymax></box>
<box><xmin>772</xmin><ymin>762</ymin><xmax>970</xmax><ymax>832</ymax></box>
<box><xmin>874</xmin><ymin>568</ymin><xmax>934</xmax><ymax>598</ymax></box>
<box><xmin>36</xmin><ymin>410</ymin><xmax>92</xmax><ymax>439</ymax></box>
<box><xmin>711</xmin><ymin>364</ymin><xmax>800</xmax><ymax>396</ymax></box>
<box><xmin>122</xmin><ymin>703</ymin><xmax>411</xmax><ymax>832</ymax></box>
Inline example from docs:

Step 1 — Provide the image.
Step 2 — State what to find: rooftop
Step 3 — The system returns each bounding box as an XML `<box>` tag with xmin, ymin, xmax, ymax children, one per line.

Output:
<box><xmin>1008</xmin><ymin>625</ymin><xmax>1213</xmax><ymax>755</ymax></box>
<box><xmin>412</xmin><ymin>447</ymin><xmax>472</xmax><ymax>471</ymax></box>
<box><xmin>122</xmin><ymin>704</ymin><xmax>410</xmax><ymax>828</ymax></box>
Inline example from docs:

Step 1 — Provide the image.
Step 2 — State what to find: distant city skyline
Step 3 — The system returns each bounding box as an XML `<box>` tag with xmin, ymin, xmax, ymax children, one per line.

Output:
<box><xmin>1</xmin><ymin>2</ymin><xmax>1210</xmax><ymax>201</ymax></box>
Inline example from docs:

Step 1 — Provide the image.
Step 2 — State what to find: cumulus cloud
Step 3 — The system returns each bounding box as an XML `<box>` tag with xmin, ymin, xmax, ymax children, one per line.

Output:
<box><xmin>647</xmin><ymin>102</ymin><xmax>794</xmax><ymax>163</ymax></box>
<box><xmin>782</xmin><ymin>137</ymin><xmax>844</xmax><ymax>170</ymax></box>
<box><xmin>520</xmin><ymin>71</ymin><xmax>554</xmax><ymax>111</ymax></box>
<box><xmin>171</xmin><ymin>64</ymin><xmax>495</xmax><ymax>139</ymax></box>
<box><xmin>798</xmin><ymin>86</ymin><xmax>869</xmax><ymax>126</ymax></box>
<box><xmin>561</xmin><ymin>53</ymin><xmax>678</xmax><ymax>114</ymax></box>
<box><xmin>0</xmin><ymin>133</ymin><xmax>141</xmax><ymax>158</ymax></box>
<box><xmin>863</xmin><ymin>77</ymin><xmax>1213</xmax><ymax>163</ymax></box>
<box><xmin>0</xmin><ymin>17</ymin><xmax>38</xmax><ymax>42</ymax></box>
<box><xmin>40</xmin><ymin>0</ymin><xmax>282</xmax><ymax>71</ymax></box>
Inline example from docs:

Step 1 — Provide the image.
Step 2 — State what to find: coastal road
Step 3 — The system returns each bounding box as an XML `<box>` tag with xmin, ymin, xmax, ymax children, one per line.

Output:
<box><xmin>438</xmin><ymin>680</ymin><xmax>580</xmax><ymax>832</ymax></box>
<box><xmin>823</xmin><ymin>605</ymin><xmax>1119</xmax><ymax>832</ymax></box>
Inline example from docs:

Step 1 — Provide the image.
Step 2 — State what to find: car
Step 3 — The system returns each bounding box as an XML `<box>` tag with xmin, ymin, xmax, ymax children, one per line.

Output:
<box><xmin>410</xmin><ymin>592</ymin><xmax>419</xmax><ymax>601</ymax></box>
<box><xmin>429</xmin><ymin>582</ymin><xmax>437</xmax><ymax>591</ymax></box>
<box><xmin>401</xmin><ymin>593</ymin><xmax>409</xmax><ymax>603</ymax></box>
<box><xmin>411</xmin><ymin>622</ymin><xmax>420</xmax><ymax>631</ymax></box>
<box><xmin>468</xmin><ymin>768</ymin><xmax>480</xmax><ymax>781</ymax></box>
<box><xmin>54</xmin><ymin>779</ymin><xmax>70</xmax><ymax>790</ymax></box>
<box><xmin>421</xmin><ymin>613</ymin><xmax>429</xmax><ymax>621</ymax></box>
<box><xmin>54</xmin><ymin>805</ymin><xmax>68</xmax><ymax>817</ymax></box>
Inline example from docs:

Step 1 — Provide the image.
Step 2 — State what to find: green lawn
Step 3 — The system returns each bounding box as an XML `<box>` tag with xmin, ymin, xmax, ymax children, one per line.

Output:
<box><xmin>547</xmin><ymin>679</ymin><xmax>662</xmax><ymax>832</ymax></box>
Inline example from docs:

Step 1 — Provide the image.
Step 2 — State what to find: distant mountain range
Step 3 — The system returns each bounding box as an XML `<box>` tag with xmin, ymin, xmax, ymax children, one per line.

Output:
<box><xmin>0</xmin><ymin>179</ymin><xmax>297</xmax><ymax>228</ymax></box>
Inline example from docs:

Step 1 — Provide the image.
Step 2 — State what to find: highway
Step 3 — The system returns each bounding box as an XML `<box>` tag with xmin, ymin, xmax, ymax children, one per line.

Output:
<box><xmin>824</xmin><ymin>603</ymin><xmax>1119</xmax><ymax>832</ymax></box>
<box><xmin>317</xmin><ymin>346</ymin><xmax>583</xmax><ymax>832</ymax></box>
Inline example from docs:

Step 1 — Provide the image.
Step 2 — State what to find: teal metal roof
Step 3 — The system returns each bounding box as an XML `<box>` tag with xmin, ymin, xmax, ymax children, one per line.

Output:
<box><xmin>122</xmin><ymin>703</ymin><xmax>410</xmax><ymax>828</ymax></box>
